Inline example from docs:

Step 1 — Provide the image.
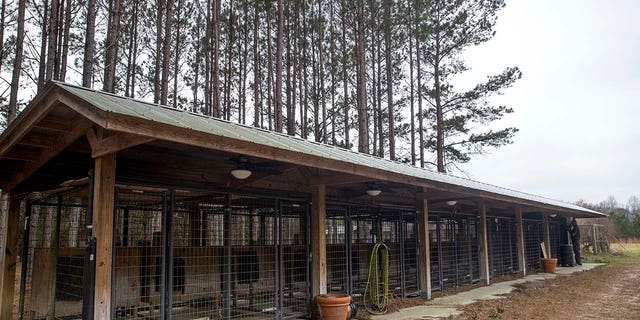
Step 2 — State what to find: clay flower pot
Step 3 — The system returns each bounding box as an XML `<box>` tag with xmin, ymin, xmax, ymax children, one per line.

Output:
<box><xmin>316</xmin><ymin>293</ymin><xmax>352</xmax><ymax>320</ymax></box>
<box><xmin>542</xmin><ymin>258</ymin><xmax>558</xmax><ymax>273</ymax></box>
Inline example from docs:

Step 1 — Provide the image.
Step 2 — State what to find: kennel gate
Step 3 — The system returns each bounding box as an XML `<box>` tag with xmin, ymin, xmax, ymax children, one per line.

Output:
<box><xmin>112</xmin><ymin>188</ymin><xmax>310</xmax><ymax>320</ymax></box>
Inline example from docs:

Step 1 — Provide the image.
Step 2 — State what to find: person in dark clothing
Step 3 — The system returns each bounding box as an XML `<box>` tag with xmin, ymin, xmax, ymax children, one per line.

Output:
<box><xmin>569</xmin><ymin>217</ymin><xmax>582</xmax><ymax>265</ymax></box>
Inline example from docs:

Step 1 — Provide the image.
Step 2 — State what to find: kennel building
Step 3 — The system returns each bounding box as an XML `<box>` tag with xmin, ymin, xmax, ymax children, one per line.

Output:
<box><xmin>0</xmin><ymin>82</ymin><xmax>604</xmax><ymax>319</ymax></box>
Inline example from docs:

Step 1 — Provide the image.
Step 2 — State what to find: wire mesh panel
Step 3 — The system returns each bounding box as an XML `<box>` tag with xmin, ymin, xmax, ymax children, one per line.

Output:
<box><xmin>380</xmin><ymin>215</ymin><xmax>402</xmax><ymax>296</ymax></box>
<box><xmin>280</xmin><ymin>201</ymin><xmax>310</xmax><ymax>319</ymax></box>
<box><xmin>487</xmin><ymin>217</ymin><xmax>517</xmax><ymax>278</ymax></box>
<box><xmin>549</xmin><ymin>221</ymin><xmax>562</xmax><ymax>259</ymax></box>
<box><xmin>402</xmin><ymin>214</ymin><xmax>419</xmax><ymax>296</ymax></box>
<box><xmin>431</xmin><ymin>214</ymin><xmax>479</xmax><ymax>291</ymax></box>
<box><xmin>326</xmin><ymin>206</ymin><xmax>348</xmax><ymax>294</ymax></box>
<box><xmin>20</xmin><ymin>193</ymin><xmax>89</xmax><ymax>320</ymax></box>
<box><xmin>170</xmin><ymin>193</ymin><xmax>226</xmax><ymax>319</ymax></box>
<box><xmin>429</xmin><ymin>219</ymin><xmax>441</xmax><ymax>291</ymax></box>
<box><xmin>229</xmin><ymin>195</ymin><xmax>278</xmax><ymax>319</ymax></box>
<box><xmin>350</xmin><ymin>207</ymin><xmax>376</xmax><ymax>300</ymax></box>
<box><xmin>113</xmin><ymin>189</ymin><xmax>166</xmax><ymax>319</ymax></box>
<box><xmin>524</xmin><ymin>220</ymin><xmax>543</xmax><ymax>271</ymax></box>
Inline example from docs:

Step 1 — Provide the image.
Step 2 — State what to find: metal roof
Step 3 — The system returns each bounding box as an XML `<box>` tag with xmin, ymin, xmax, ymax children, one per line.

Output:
<box><xmin>49</xmin><ymin>82</ymin><xmax>603</xmax><ymax>216</ymax></box>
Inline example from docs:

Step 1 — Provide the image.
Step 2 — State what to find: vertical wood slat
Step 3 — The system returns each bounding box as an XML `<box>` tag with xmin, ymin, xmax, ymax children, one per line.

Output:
<box><xmin>417</xmin><ymin>195</ymin><xmax>431</xmax><ymax>299</ymax></box>
<box><xmin>515</xmin><ymin>207</ymin><xmax>526</xmax><ymax>275</ymax></box>
<box><xmin>0</xmin><ymin>192</ymin><xmax>20</xmax><ymax>320</ymax></box>
<box><xmin>311</xmin><ymin>185</ymin><xmax>327</xmax><ymax>297</ymax></box>
<box><xmin>543</xmin><ymin>214</ymin><xmax>551</xmax><ymax>259</ymax></box>
<box><xmin>478</xmin><ymin>200</ymin><xmax>490</xmax><ymax>286</ymax></box>
<box><xmin>92</xmin><ymin>154</ymin><xmax>116</xmax><ymax>320</ymax></box>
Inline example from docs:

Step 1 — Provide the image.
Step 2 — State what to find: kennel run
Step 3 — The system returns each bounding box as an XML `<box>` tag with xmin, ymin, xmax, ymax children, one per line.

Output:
<box><xmin>0</xmin><ymin>82</ymin><xmax>604</xmax><ymax>320</ymax></box>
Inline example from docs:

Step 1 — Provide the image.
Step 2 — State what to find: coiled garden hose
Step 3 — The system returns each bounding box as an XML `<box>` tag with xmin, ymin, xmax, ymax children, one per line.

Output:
<box><xmin>364</xmin><ymin>242</ymin><xmax>389</xmax><ymax>315</ymax></box>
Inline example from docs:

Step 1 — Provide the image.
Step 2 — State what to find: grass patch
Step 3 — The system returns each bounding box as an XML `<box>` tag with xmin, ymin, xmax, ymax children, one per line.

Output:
<box><xmin>583</xmin><ymin>243</ymin><xmax>640</xmax><ymax>264</ymax></box>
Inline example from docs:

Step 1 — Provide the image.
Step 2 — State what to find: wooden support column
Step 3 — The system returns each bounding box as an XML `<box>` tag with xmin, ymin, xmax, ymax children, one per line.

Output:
<box><xmin>0</xmin><ymin>192</ymin><xmax>21</xmax><ymax>320</ymax></box>
<box><xmin>92</xmin><ymin>154</ymin><xmax>116</xmax><ymax>319</ymax></box>
<box><xmin>543</xmin><ymin>213</ymin><xmax>551</xmax><ymax>258</ymax></box>
<box><xmin>592</xmin><ymin>224</ymin><xmax>598</xmax><ymax>254</ymax></box>
<box><xmin>417</xmin><ymin>193</ymin><xmax>431</xmax><ymax>299</ymax></box>
<box><xmin>311</xmin><ymin>185</ymin><xmax>327</xmax><ymax>297</ymax></box>
<box><xmin>515</xmin><ymin>207</ymin><xmax>526</xmax><ymax>276</ymax></box>
<box><xmin>478</xmin><ymin>200</ymin><xmax>490</xmax><ymax>286</ymax></box>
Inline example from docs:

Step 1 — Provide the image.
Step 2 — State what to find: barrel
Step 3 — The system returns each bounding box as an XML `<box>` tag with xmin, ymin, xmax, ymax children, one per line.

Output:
<box><xmin>560</xmin><ymin>244</ymin><xmax>574</xmax><ymax>267</ymax></box>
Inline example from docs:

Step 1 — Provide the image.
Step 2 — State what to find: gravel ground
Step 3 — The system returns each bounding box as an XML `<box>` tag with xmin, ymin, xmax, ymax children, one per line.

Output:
<box><xmin>455</xmin><ymin>245</ymin><xmax>640</xmax><ymax>320</ymax></box>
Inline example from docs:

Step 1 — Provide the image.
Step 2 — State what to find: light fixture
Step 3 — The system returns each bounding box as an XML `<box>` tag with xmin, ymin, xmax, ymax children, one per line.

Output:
<box><xmin>550</xmin><ymin>214</ymin><xmax>557</xmax><ymax>218</ymax></box>
<box><xmin>445</xmin><ymin>200</ymin><xmax>457</xmax><ymax>206</ymax></box>
<box><xmin>366</xmin><ymin>189</ymin><xmax>382</xmax><ymax>197</ymax></box>
<box><xmin>231</xmin><ymin>169</ymin><xmax>252</xmax><ymax>180</ymax></box>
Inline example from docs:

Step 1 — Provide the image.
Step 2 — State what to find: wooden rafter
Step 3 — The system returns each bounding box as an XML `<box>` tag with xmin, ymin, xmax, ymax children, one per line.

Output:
<box><xmin>86</xmin><ymin>128</ymin><xmax>154</xmax><ymax>158</ymax></box>
<box><xmin>4</xmin><ymin>117</ymin><xmax>92</xmax><ymax>190</ymax></box>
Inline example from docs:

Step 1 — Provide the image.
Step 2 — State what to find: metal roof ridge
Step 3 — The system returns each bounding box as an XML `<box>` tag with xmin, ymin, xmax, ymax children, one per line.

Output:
<box><xmin>50</xmin><ymin>81</ymin><xmax>600</xmax><ymax>215</ymax></box>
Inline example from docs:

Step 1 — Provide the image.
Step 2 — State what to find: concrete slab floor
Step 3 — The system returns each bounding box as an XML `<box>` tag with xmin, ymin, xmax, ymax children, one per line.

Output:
<box><xmin>371</xmin><ymin>263</ymin><xmax>605</xmax><ymax>320</ymax></box>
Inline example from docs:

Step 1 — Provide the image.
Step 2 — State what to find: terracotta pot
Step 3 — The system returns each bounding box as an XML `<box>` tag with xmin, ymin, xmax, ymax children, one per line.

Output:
<box><xmin>316</xmin><ymin>294</ymin><xmax>352</xmax><ymax>320</ymax></box>
<box><xmin>542</xmin><ymin>258</ymin><xmax>558</xmax><ymax>273</ymax></box>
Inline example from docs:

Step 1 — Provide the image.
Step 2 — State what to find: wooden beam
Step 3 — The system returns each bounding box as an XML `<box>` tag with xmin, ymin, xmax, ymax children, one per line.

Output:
<box><xmin>311</xmin><ymin>184</ymin><xmax>327</xmax><ymax>297</ymax></box>
<box><xmin>89</xmin><ymin>132</ymin><xmax>155</xmax><ymax>158</ymax></box>
<box><xmin>17</xmin><ymin>132</ymin><xmax>58</xmax><ymax>148</ymax></box>
<box><xmin>417</xmin><ymin>189</ymin><xmax>431</xmax><ymax>299</ymax></box>
<box><xmin>96</xmin><ymin>112</ymin><xmax>603</xmax><ymax>217</ymax></box>
<box><xmin>478</xmin><ymin>200</ymin><xmax>490</xmax><ymax>286</ymax></box>
<box><xmin>3</xmin><ymin>147</ymin><xmax>39</xmax><ymax>161</ymax></box>
<box><xmin>35</xmin><ymin>116</ymin><xmax>73</xmax><ymax>132</ymax></box>
<box><xmin>92</xmin><ymin>154</ymin><xmax>116</xmax><ymax>319</ymax></box>
<box><xmin>311</xmin><ymin>173</ymin><xmax>375</xmax><ymax>186</ymax></box>
<box><xmin>516</xmin><ymin>207</ymin><xmax>526</xmax><ymax>275</ymax></box>
<box><xmin>543</xmin><ymin>214</ymin><xmax>551</xmax><ymax>259</ymax></box>
<box><xmin>0</xmin><ymin>193</ymin><xmax>21</xmax><ymax>320</ymax></box>
<box><xmin>0</xmin><ymin>90</ymin><xmax>63</xmax><ymax>158</ymax></box>
<box><xmin>5</xmin><ymin>118</ymin><xmax>91</xmax><ymax>191</ymax></box>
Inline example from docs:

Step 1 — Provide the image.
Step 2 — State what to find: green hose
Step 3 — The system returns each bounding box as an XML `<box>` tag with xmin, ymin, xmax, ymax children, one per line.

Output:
<box><xmin>364</xmin><ymin>242</ymin><xmax>389</xmax><ymax>315</ymax></box>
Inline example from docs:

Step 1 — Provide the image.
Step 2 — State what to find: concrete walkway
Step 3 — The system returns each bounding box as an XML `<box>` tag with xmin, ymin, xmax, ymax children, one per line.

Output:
<box><xmin>372</xmin><ymin>263</ymin><xmax>605</xmax><ymax>320</ymax></box>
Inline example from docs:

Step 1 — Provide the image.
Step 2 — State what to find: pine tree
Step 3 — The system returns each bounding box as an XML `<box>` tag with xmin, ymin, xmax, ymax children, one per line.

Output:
<box><xmin>422</xmin><ymin>0</ymin><xmax>521</xmax><ymax>172</ymax></box>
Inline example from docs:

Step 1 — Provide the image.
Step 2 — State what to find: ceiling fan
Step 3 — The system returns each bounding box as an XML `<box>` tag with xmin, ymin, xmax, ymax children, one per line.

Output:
<box><xmin>229</xmin><ymin>155</ymin><xmax>284</xmax><ymax>176</ymax></box>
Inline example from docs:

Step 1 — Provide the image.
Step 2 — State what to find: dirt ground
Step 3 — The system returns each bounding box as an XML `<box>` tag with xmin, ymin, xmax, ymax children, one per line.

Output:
<box><xmin>454</xmin><ymin>243</ymin><xmax>640</xmax><ymax>320</ymax></box>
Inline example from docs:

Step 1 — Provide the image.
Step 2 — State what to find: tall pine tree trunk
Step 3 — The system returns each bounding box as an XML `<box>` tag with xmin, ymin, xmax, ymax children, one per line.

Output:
<box><xmin>45</xmin><ymin>0</ymin><xmax>59</xmax><ymax>82</ymax></box>
<box><xmin>37</xmin><ymin>0</ymin><xmax>48</xmax><ymax>90</ymax></box>
<box><xmin>274</xmin><ymin>0</ymin><xmax>284</xmax><ymax>132</ymax></box>
<box><xmin>103</xmin><ymin>0</ymin><xmax>124</xmax><ymax>93</ymax></box>
<box><xmin>0</xmin><ymin>0</ymin><xmax>6</xmax><ymax>76</ymax></box>
<box><xmin>416</xmin><ymin>34</ymin><xmax>424</xmax><ymax>168</ymax></box>
<box><xmin>8</xmin><ymin>0</ymin><xmax>26</xmax><ymax>124</ymax></box>
<box><xmin>160</xmin><ymin>0</ymin><xmax>173</xmax><ymax>105</ymax></box>
<box><xmin>252</xmin><ymin>2</ymin><xmax>260</xmax><ymax>127</ymax></box>
<box><xmin>409</xmin><ymin>35</ymin><xmax>415</xmax><ymax>165</ymax></box>
<box><xmin>59</xmin><ymin>0</ymin><xmax>72</xmax><ymax>81</ymax></box>
<box><xmin>153</xmin><ymin>0</ymin><xmax>163</xmax><ymax>102</ymax></box>
<box><xmin>82</xmin><ymin>0</ymin><xmax>96</xmax><ymax>87</ymax></box>
<box><xmin>356</xmin><ymin>1</ymin><xmax>368</xmax><ymax>154</ymax></box>
<box><xmin>385</xmin><ymin>0</ymin><xmax>394</xmax><ymax>160</ymax></box>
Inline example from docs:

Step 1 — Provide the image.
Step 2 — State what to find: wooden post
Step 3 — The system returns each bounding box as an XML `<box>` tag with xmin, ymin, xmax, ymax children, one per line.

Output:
<box><xmin>0</xmin><ymin>192</ymin><xmax>21</xmax><ymax>320</ymax></box>
<box><xmin>417</xmin><ymin>194</ymin><xmax>431</xmax><ymax>299</ymax></box>
<box><xmin>311</xmin><ymin>185</ymin><xmax>327</xmax><ymax>297</ymax></box>
<box><xmin>516</xmin><ymin>207</ymin><xmax>526</xmax><ymax>276</ymax></box>
<box><xmin>92</xmin><ymin>154</ymin><xmax>116</xmax><ymax>319</ymax></box>
<box><xmin>543</xmin><ymin>214</ymin><xmax>551</xmax><ymax>259</ymax></box>
<box><xmin>592</xmin><ymin>224</ymin><xmax>598</xmax><ymax>254</ymax></box>
<box><xmin>478</xmin><ymin>200</ymin><xmax>490</xmax><ymax>286</ymax></box>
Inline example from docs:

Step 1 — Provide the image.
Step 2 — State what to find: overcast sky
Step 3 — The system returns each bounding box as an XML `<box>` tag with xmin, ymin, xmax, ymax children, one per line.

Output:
<box><xmin>454</xmin><ymin>0</ymin><xmax>640</xmax><ymax>205</ymax></box>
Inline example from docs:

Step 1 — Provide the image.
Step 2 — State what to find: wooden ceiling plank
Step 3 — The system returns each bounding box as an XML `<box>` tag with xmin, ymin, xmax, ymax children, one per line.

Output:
<box><xmin>0</xmin><ymin>90</ymin><xmax>63</xmax><ymax>158</ymax></box>
<box><xmin>4</xmin><ymin>117</ymin><xmax>92</xmax><ymax>191</ymax></box>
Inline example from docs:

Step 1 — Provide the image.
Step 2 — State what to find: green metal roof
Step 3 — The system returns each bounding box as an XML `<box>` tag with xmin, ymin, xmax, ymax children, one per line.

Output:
<box><xmin>32</xmin><ymin>82</ymin><xmax>605</xmax><ymax>216</ymax></box>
